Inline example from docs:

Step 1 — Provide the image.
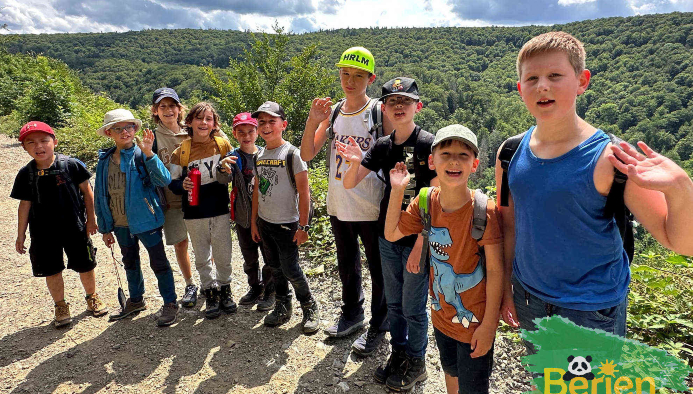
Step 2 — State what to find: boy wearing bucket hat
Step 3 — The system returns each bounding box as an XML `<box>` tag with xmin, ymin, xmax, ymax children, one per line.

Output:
<box><xmin>12</xmin><ymin>121</ymin><xmax>107</xmax><ymax>328</ymax></box>
<box><xmin>301</xmin><ymin>46</ymin><xmax>392</xmax><ymax>355</ymax></box>
<box><xmin>339</xmin><ymin>77</ymin><xmax>437</xmax><ymax>390</ymax></box>
<box><xmin>385</xmin><ymin>125</ymin><xmax>503</xmax><ymax>394</ymax></box>
<box><xmin>94</xmin><ymin>109</ymin><xmax>179</xmax><ymax>327</ymax></box>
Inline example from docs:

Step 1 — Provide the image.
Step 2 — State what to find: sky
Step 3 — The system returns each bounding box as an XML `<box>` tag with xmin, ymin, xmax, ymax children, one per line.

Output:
<box><xmin>1</xmin><ymin>0</ymin><xmax>693</xmax><ymax>35</ymax></box>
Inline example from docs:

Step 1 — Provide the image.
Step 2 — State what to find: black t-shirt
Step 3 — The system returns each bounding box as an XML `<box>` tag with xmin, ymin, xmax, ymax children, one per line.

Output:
<box><xmin>361</xmin><ymin>126</ymin><xmax>436</xmax><ymax>247</ymax></box>
<box><xmin>11</xmin><ymin>154</ymin><xmax>91</xmax><ymax>235</ymax></box>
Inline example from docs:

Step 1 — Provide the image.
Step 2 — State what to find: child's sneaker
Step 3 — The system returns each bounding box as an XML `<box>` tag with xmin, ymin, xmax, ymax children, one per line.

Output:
<box><xmin>181</xmin><ymin>284</ymin><xmax>198</xmax><ymax>308</ymax></box>
<box><xmin>257</xmin><ymin>285</ymin><xmax>276</xmax><ymax>312</ymax></box>
<box><xmin>386</xmin><ymin>354</ymin><xmax>427</xmax><ymax>391</ymax></box>
<box><xmin>300</xmin><ymin>298</ymin><xmax>320</xmax><ymax>334</ymax></box>
<box><xmin>109</xmin><ymin>298</ymin><xmax>147</xmax><ymax>321</ymax></box>
<box><xmin>374</xmin><ymin>348</ymin><xmax>406</xmax><ymax>384</ymax></box>
<box><xmin>264</xmin><ymin>297</ymin><xmax>292</xmax><ymax>327</ymax></box>
<box><xmin>85</xmin><ymin>293</ymin><xmax>107</xmax><ymax>317</ymax></box>
<box><xmin>54</xmin><ymin>300</ymin><xmax>72</xmax><ymax>328</ymax></box>
<box><xmin>352</xmin><ymin>326</ymin><xmax>386</xmax><ymax>357</ymax></box>
<box><xmin>204</xmin><ymin>288</ymin><xmax>221</xmax><ymax>319</ymax></box>
<box><xmin>325</xmin><ymin>313</ymin><xmax>364</xmax><ymax>338</ymax></box>
<box><xmin>239</xmin><ymin>285</ymin><xmax>263</xmax><ymax>305</ymax></box>
<box><xmin>157</xmin><ymin>302</ymin><xmax>179</xmax><ymax>327</ymax></box>
<box><xmin>219</xmin><ymin>284</ymin><xmax>237</xmax><ymax>313</ymax></box>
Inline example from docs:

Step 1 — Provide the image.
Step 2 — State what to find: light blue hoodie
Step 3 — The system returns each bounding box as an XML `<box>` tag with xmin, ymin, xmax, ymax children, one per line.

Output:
<box><xmin>95</xmin><ymin>144</ymin><xmax>171</xmax><ymax>235</ymax></box>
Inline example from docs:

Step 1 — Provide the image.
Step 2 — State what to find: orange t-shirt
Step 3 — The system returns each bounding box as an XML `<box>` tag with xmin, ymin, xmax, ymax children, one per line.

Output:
<box><xmin>397</xmin><ymin>187</ymin><xmax>503</xmax><ymax>344</ymax></box>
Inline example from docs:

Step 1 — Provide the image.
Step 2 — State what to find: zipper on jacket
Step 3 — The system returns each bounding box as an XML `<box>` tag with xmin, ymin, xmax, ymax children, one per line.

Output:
<box><xmin>144</xmin><ymin>197</ymin><xmax>155</xmax><ymax>215</ymax></box>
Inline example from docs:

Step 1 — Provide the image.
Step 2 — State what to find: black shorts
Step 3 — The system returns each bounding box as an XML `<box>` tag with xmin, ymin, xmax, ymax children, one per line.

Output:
<box><xmin>29</xmin><ymin>229</ymin><xmax>97</xmax><ymax>277</ymax></box>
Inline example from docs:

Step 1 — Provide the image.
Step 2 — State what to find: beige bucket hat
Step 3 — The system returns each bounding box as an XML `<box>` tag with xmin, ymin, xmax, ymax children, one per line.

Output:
<box><xmin>96</xmin><ymin>109</ymin><xmax>142</xmax><ymax>137</ymax></box>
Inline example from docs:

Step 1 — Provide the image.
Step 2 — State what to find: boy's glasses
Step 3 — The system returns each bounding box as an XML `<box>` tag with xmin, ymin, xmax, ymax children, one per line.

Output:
<box><xmin>385</xmin><ymin>97</ymin><xmax>417</xmax><ymax>106</ymax></box>
<box><xmin>109</xmin><ymin>124</ymin><xmax>137</xmax><ymax>134</ymax></box>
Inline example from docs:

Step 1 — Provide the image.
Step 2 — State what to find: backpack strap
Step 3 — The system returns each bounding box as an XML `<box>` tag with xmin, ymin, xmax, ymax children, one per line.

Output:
<box><xmin>606</xmin><ymin>133</ymin><xmax>635</xmax><ymax>263</ymax></box>
<box><xmin>499</xmin><ymin>131</ymin><xmax>527</xmax><ymax>207</ymax></box>
<box><xmin>418</xmin><ymin>187</ymin><xmax>434</xmax><ymax>271</ymax></box>
<box><xmin>370</xmin><ymin>99</ymin><xmax>383</xmax><ymax>139</ymax></box>
<box><xmin>213</xmin><ymin>136</ymin><xmax>229</xmax><ymax>157</ymax></box>
<box><xmin>179</xmin><ymin>138</ymin><xmax>192</xmax><ymax>168</ymax></box>
<box><xmin>325</xmin><ymin>99</ymin><xmax>346</xmax><ymax>172</ymax></box>
<box><xmin>471</xmin><ymin>189</ymin><xmax>489</xmax><ymax>241</ymax></box>
<box><xmin>134</xmin><ymin>148</ymin><xmax>153</xmax><ymax>188</ymax></box>
<box><xmin>287</xmin><ymin>145</ymin><xmax>298</xmax><ymax>191</ymax></box>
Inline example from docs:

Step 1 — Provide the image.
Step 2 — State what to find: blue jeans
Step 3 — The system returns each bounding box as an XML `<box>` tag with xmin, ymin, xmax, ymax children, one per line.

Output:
<box><xmin>113</xmin><ymin>227</ymin><xmax>177</xmax><ymax>304</ymax></box>
<box><xmin>379</xmin><ymin>237</ymin><xmax>429</xmax><ymax>358</ymax></box>
<box><xmin>512</xmin><ymin>275</ymin><xmax>627</xmax><ymax>355</ymax></box>
<box><xmin>434</xmin><ymin>327</ymin><xmax>494</xmax><ymax>394</ymax></box>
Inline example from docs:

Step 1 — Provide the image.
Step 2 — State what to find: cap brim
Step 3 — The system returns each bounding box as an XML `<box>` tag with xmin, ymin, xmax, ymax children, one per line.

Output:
<box><xmin>335</xmin><ymin>62</ymin><xmax>373</xmax><ymax>73</ymax></box>
<box><xmin>432</xmin><ymin>136</ymin><xmax>478</xmax><ymax>153</ymax></box>
<box><xmin>380</xmin><ymin>92</ymin><xmax>420</xmax><ymax>101</ymax></box>
<box><xmin>233</xmin><ymin>120</ymin><xmax>258</xmax><ymax>128</ymax></box>
<box><xmin>154</xmin><ymin>94</ymin><xmax>181</xmax><ymax>104</ymax></box>
<box><xmin>96</xmin><ymin>119</ymin><xmax>142</xmax><ymax>137</ymax></box>
<box><xmin>251</xmin><ymin>110</ymin><xmax>284</xmax><ymax>119</ymax></box>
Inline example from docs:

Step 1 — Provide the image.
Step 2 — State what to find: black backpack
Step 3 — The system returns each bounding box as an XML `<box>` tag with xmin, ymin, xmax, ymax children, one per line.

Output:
<box><xmin>498</xmin><ymin>132</ymin><xmax>635</xmax><ymax>263</ymax></box>
<box><xmin>27</xmin><ymin>154</ymin><xmax>83</xmax><ymax>210</ymax></box>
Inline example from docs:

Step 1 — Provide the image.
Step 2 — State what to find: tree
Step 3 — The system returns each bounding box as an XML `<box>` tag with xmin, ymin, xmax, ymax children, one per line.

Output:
<box><xmin>204</xmin><ymin>22</ymin><xmax>332</xmax><ymax>147</ymax></box>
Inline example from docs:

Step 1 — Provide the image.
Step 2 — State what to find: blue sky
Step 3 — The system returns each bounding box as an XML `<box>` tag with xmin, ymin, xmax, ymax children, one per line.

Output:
<box><xmin>1</xmin><ymin>0</ymin><xmax>692</xmax><ymax>34</ymax></box>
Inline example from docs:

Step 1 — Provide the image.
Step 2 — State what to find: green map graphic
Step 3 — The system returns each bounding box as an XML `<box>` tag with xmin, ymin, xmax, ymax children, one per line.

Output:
<box><xmin>521</xmin><ymin>317</ymin><xmax>692</xmax><ymax>394</ymax></box>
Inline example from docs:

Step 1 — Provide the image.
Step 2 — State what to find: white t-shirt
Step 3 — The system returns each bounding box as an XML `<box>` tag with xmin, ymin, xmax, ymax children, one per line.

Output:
<box><xmin>255</xmin><ymin>142</ymin><xmax>307</xmax><ymax>224</ymax></box>
<box><xmin>327</xmin><ymin>98</ymin><xmax>384</xmax><ymax>222</ymax></box>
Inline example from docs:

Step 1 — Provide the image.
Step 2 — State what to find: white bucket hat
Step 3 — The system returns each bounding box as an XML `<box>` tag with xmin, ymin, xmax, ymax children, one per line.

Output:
<box><xmin>97</xmin><ymin>109</ymin><xmax>142</xmax><ymax>137</ymax></box>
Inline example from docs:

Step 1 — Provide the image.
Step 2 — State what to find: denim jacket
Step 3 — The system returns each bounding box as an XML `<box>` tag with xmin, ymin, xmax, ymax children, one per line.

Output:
<box><xmin>95</xmin><ymin>145</ymin><xmax>171</xmax><ymax>235</ymax></box>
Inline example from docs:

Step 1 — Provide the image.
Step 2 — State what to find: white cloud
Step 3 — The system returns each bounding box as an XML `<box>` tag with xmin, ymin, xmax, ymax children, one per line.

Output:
<box><xmin>558</xmin><ymin>0</ymin><xmax>597</xmax><ymax>5</ymax></box>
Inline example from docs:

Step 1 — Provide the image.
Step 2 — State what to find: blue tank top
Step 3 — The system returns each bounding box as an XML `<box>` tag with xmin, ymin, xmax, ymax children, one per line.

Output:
<box><xmin>509</xmin><ymin>127</ymin><xmax>629</xmax><ymax>310</ymax></box>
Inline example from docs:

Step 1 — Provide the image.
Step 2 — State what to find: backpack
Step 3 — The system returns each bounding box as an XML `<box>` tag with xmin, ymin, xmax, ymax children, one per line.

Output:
<box><xmin>27</xmin><ymin>154</ymin><xmax>84</xmax><ymax>212</ymax></box>
<box><xmin>497</xmin><ymin>132</ymin><xmax>635</xmax><ymax>263</ymax></box>
<box><xmin>417</xmin><ymin>187</ymin><xmax>489</xmax><ymax>272</ymax></box>
<box><xmin>177</xmin><ymin>136</ymin><xmax>230</xmax><ymax>168</ymax></box>
<box><xmin>325</xmin><ymin>98</ymin><xmax>384</xmax><ymax>172</ymax></box>
<box><xmin>254</xmin><ymin>145</ymin><xmax>314</xmax><ymax>225</ymax></box>
<box><xmin>103</xmin><ymin>147</ymin><xmax>169</xmax><ymax>209</ymax></box>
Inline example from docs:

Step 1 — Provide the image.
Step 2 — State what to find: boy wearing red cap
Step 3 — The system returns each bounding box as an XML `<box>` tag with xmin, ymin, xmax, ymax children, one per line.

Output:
<box><xmin>12</xmin><ymin>121</ymin><xmax>107</xmax><ymax>328</ymax></box>
<box><xmin>218</xmin><ymin>112</ymin><xmax>274</xmax><ymax>310</ymax></box>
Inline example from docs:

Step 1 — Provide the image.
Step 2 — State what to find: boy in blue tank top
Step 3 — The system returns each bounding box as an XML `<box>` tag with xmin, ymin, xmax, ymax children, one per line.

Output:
<box><xmin>495</xmin><ymin>31</ymin><xmax>693</xmax><ymax>347</ymax></box>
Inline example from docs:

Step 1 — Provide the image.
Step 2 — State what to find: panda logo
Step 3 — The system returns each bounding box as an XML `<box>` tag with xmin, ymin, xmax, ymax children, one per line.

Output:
<box><xmin>563</xmin><ymin>355</ymin><xmax>595</xmax><ymax>381</ymax></box>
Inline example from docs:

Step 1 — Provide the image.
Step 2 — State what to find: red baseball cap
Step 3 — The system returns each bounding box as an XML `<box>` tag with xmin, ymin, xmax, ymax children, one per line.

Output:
<box><xmin>233</xmin><ymin>112</ymin><xmax>258</xmax><ymax>128</ymax></box>
<box><xmin>19</xmin><ymin>121</ymin><xmax>55</xmax><ymax>142</ymax></box>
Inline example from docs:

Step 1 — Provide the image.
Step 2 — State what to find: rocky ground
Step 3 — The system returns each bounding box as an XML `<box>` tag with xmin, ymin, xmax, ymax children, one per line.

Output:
<box><xmin>0</xmin><ymin>133</ymin><xmax>531</xmax><ymax>394</ymax></box>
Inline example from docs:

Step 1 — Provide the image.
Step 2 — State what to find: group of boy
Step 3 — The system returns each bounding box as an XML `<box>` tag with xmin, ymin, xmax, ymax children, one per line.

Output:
<box><xmin>12</xmin><ymin>31</ymin><xmax>693</xmax><ymax>394</ymax></box>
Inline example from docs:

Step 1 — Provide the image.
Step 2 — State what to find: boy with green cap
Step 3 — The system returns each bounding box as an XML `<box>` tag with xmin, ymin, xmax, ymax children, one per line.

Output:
<box><xmin>301</xmin><ymin>47</ymin><xmax>392</xmax><ymax>355</ymax></box>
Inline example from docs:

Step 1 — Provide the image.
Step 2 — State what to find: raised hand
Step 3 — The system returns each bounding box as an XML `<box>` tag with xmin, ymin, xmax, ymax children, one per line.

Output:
<box><xmin>138</xmin><ymin>128</ymin><xmax>156</xmax><ymax>158</ymax></box>
<box><xmin>219</xmin><ymin>155</ymin><xmax>237</xmax><ymax>173</ymax></box>
<box><xmin>335</xmin><ymin>137</ymin><xmax>363</xmax><ymax>163</ymax></box>
<box><xmin>389</xmin><ymin>162</ymin><xmax>411</xmax><ymax>191</ymax></box>
<box><xmin>609</xmin><ymin>141</ymin><xmax>691</xmax><ymax>194</ymax></box>
<box><xmin>307</xmin><ymin>97</ymin><xmax>333</xmax><ymax>124</ymax></box>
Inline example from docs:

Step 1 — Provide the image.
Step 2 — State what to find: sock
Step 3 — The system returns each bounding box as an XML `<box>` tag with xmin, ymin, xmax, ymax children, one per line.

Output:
<box><xmin>185</xmin><ymin>277</ymin><xmax>194</xmax><ymax>286</ymax></box>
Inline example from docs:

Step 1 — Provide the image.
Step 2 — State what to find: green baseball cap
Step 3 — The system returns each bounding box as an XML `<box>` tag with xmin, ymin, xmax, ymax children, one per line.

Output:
<box><xmin>432</xmin><ymin>124</ymin><xmax>478</xmax><ymax>154</ymax></box>
<box><xmin>335</xmin><ymin>47</ymin><xmax>375</xmax><ymax>74</ymax></box>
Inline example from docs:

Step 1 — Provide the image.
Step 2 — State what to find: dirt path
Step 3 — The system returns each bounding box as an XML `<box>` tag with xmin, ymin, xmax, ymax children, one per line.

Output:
<box><xmin>0</xmin><ymin>134</ymin><xmax>530</xmax><ymax>394</ymax></box>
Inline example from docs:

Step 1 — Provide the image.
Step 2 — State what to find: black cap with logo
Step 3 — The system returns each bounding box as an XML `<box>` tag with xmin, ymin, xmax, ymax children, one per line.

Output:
<box><xmin>381</xmin><ymin>77</ymin><xmax>420</xmax><ymax>100</ymax></box>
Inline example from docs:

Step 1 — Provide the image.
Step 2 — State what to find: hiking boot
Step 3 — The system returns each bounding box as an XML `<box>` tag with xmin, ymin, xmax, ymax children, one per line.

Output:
<box><xmin>239</xmin><ymin>285</ymin><xmax>263</xmax><ymax>306</ymax></box>
<box><xmin>85</xmin><ymin>293</ymin><xmax>107</xmax><ymax>317</ymax></box>
<box><xmin>54</xmin><ymin>300</ymin><xmax>72</xmax><ymax>328</ymax></box>
<box><xmin>386</xmin><ymin>354</ymin><xmax>427</xmax><ymax>391</ymax></box>
<box><xmin>181</xmin><ymin>284</ymin><xmax>198</xmax><ymax>308</ymax></box>
<box><xmin>219</xmin><ymin>284</ymin><xmax>237</xmax><ymax>314</ymax></box>
<box><xmin>204</xmin><ymin>288</ymin><xmax>221</xmax><ymax>319</ymax></box>
<box><xmin>300</xmin><ymin>298</ymin><xmax>320</xmax><ymax>335</ymax></box>
<box><xmin>352</xmin><ymin>326</ymin><xmax>386</xmax><ymax>357</ymax></box>
<box><xmin>374</xmin><ymin>348</ymin><xmax>406</xmax><ymax>384</ymax></box>
<box><xmin>109</xmin><ymin>298</ymin><xmax>146</xmax><ymax>321</ymax></box>
<box><xmin>257</xmin><ymin>286</ymin><xmax>276</xmax><ymax>312</ymax></box>
<box><xmin>324</xmin><ymin>313</ymin><xmax>364</xmax><ymax>338</ymax></box>
<box><xmin>157</xmin><ymin>302</ymin><xmax>179</xmax><ymax>327</ymax></box>
<box><xmin>264</xmin><ymin>297</ymin><xmax>292</xmax><ymax>327</ymax></box>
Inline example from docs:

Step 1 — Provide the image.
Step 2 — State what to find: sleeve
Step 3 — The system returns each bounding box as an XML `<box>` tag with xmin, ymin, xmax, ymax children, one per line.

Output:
<box><xmin>478</xmin><ymin>199</ymin><xmax>503</xmax><ymax>247</ymax></box>
<box><xmin>69</xmin><ymin>158</ymin><xmax>91</xmax><ymax>185</ymax></box>
<box><xmin>167</xmin><ymin>146</ymin><xmax>185</xmax><ymax>195</ymax></box>
<box><xmin>396</xmin><ymin>196</ymin><xmax>424</xmax><ymax>237</ymax></box>
<box><xmin>292</xmin><ymin>148</ymin><xmax>308</xmax><ymax>175</ymax></box>
<box><xmin>144</xmin><ymin>153</ymin><xmax>171</xmax><ymax>187</ymax></box>
<box><xmin>10</xmin><ymin>167</ymin><xmax>31</xmax><ymax>201</ymax></box>
<box><xmin>361</xmin><ymin>137</ymin><xmax>384</xmax><ymax>173</ymax></box>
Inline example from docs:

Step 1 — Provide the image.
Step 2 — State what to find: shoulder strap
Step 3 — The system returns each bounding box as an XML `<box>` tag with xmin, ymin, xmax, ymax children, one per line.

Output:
<box><xmin>326</xmin><ymin>99</ymin><xmax>346</xmax><ymax>141</ymax></box>
<box><xmin>418</xmin><ymin>187</ymin><xmax>433</xmax><ymax>270</ymax></box>
<box><xmin>179</xmin><ymin>139</ymin><xmax>192</xmax><ymax>168</ymax></box>
<box><xmin>499</xmin><ymin>131</ymin><xmax>527</xmax><ymax>207</ymax></box>
<box><xmin>605</xmin><ymin>133</ymin><xmax>634</xmax><ymax>263</ymax></box>
<box><xmin>471</xmin><ymin>189</ymin><xmax>489</xmax><ymax>241</ymax></box>
<box><xmin>286</xmin><ymin>145</ymin><xmax>297</xmax><ymax>192</ymax></box>
<box><xmin>214</xmin><ymin>136</ymin><xmax>229</xmax><ymax>157</ymax></box>
<box><xmin>134</xmin><ymin>148</ymin><xmax>153</xmax><ymax>188</ymax></box>
<box><xmin>371</xmin><ymin>99</ymin><xmax>383</xmax><ymax>139</ymax></box>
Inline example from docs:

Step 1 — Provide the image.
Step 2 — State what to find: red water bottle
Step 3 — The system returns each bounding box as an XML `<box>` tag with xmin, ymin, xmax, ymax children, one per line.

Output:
<box><xmin>188</xmin><ymin>164</ymin><xmax>201</xmax><ymax>206</ymax></box>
